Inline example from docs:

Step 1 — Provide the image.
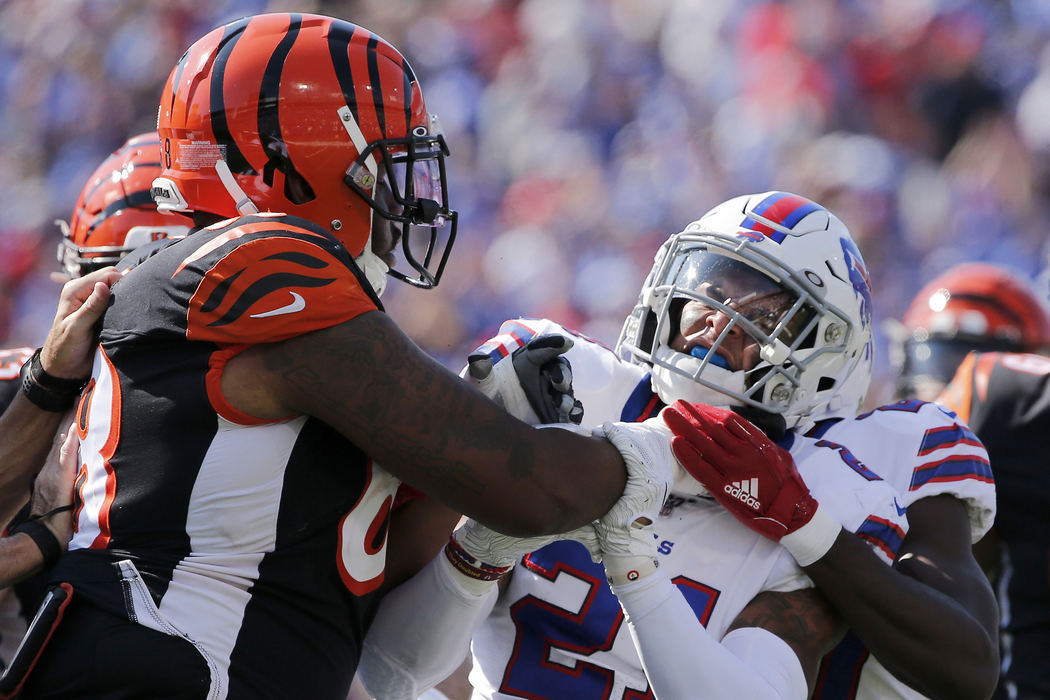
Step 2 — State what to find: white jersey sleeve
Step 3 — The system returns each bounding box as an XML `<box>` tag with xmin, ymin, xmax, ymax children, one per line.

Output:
<box><xmin>467</xmin><ymin>318</ymin><xmax>657</xmax><ymax>424</ymax></box>
<box><xmin>812</xmin><ymin>400</ymin><xmax>995</xmax><ymax>542</ymax></box>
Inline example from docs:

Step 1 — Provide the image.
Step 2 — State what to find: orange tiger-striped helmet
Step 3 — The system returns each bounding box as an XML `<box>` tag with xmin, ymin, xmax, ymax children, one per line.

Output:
<box><xmin>154</xmin><ymin>12</ymin><xmax>457</xmax><ymax>292</ymax></box>
<box><xmin>58</xmin><ymin>132</ymin><xmax>192</xmax><ymax>279</ymax></box>
<box><xmin>894</xmin><ymin>262</ymin><xmax>1050</xmax><ymax>398</ymax></box>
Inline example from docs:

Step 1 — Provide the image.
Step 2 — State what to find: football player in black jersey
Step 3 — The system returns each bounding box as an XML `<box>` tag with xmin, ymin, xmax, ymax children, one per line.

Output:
<box><xmin>894</xmin><ymin>262</ymin><xmax>1050</xmax><ymax>700</ymax></box>
<box><xmin>6</xmin><ymin>14</ymin><xmax>684</xmax><ymax>699</ymax></box>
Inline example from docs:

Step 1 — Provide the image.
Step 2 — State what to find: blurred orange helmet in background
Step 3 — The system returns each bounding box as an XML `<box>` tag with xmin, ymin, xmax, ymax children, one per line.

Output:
<box><xmin>892</xmin><ymin>262</ymin><xmax>1050</xmax><ymax>397</ymax></box>
<box><xmin>58</xmin><ymin>132</ymin><xmax>192</xmax><ymax>279</ymax></box>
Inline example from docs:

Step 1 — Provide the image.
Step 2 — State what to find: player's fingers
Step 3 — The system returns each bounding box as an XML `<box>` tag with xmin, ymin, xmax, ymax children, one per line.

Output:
<box><xmin>62</xmin><ymin>282</ymin><xmax>112</xmax><ymax>333</ymax></box>
<box><xmin>57</xmin><ymin>267</ymin><xmax>119</xmax><ymax>313</ymax></box>
<box><xmin>467</xmin><ymin>354</ymin><xmax>494</xmax><ymax>381</ymax></box>
<box><xmin>543</xmin><ymin>359</ymin><xmax>572</xmax><ymax>393</ymax></box>
<box><xmin>523</xmin><ymin>334</ymin><xmax>573</xmax><ymax>365</ymax></box>
<box><xmin>568</xmin><ymin>399</ymin><xmax>584</xmax><ymax>425</ymax></box>
<box><xmin>59</xmin><ymin>422</ymin><xmax>79</xmax><ymax>472</ymax></box>
<box><xmin>723</xmin><ymin>412</ymin><xmax>763</xmax><ymax>443</ymax></box>
<box><xmin>664</xmin><ymin>408</ymin><xmax>735</xmax><ymax>463</ymax></box>
<box><xmin>671</xmin><ymin>436</ymin><xmax>723</xmax><ymax>482</ymax></box>
<box><xmin>664</xmin><ymin>402</ymin><xmax>740</xmax><ymax>453</ymax></box>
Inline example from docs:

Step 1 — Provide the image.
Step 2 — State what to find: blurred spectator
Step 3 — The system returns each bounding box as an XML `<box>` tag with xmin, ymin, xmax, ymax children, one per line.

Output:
<box><xmin>1</xmin><ymin>0</ymin><xmax>1050</xmax><ymax>397</ymax></box>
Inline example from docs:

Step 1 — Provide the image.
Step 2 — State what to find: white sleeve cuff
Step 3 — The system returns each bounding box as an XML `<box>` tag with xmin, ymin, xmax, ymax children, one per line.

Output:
<box><xmin>780</xmin><ymin>505</ymin><xmax>842</xmax><ymax>567</ymax></box>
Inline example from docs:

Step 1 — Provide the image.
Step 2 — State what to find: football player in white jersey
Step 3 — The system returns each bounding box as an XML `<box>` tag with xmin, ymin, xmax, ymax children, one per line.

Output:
<box><xmin>356</xmin><ymin>192</ymin><xmax>996</xmax><ymax>699</ymax></box>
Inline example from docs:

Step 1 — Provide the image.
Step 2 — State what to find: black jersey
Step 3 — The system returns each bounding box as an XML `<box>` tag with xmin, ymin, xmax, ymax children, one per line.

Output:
<box><xmin>48</xmin><ymin>214</ymin><xmax>396</xmax><ymax>699</ymax></box>
<box><xmin>940</xmin><ymin>351</ymin><xmax>1050</xmax><ymax>698</ymax></box>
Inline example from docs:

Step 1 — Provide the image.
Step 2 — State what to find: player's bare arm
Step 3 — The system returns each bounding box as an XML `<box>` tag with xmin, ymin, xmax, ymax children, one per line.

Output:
<box><xmin>0</xmin><ymin>267</ymin><xmax>119</xmax><ymax>521</ymax></box>
<box><xmin>803</xmin><ymin>498</ymin><xmax>999</xmax><ymax>700</ymax></box>
<box><xmin>0</xmin><ymin>424</ymin><xmax>78</xmax><ymax>588</ymax></box>
<box><xmin>223</xmin><ymin>309</ymin><xmax>627</xmax><ymax>536</ymax></box>
<box><xmin>382</xmin><ymin>497</ymin><xmax>462</xmax><ymax>592</ymax></box>
<box><xmin>728</xmin><ymin>588</ymin><xmax>846</xmax><ymax>695</ymax></box>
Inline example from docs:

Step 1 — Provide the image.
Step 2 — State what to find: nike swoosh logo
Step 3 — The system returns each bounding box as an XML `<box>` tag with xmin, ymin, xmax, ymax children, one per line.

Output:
<box><xmin>893</xmin><ymin>498</ymin><xmax>907</xmax><ymax>516</ymax></box>
<box><xmin>250</xmin><ymin>291</ymin><xmax>306</xmax><ymax>318</ymax></box>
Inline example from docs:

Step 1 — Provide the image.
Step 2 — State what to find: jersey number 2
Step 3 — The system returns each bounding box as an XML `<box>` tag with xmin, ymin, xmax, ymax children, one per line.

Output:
<box><xmin>502</xmin><ymin>540</ymin><xmax>718</xmax><ymax>700</ymax></box>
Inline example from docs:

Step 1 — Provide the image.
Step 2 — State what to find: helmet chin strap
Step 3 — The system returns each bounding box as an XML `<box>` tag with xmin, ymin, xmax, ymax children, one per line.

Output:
<box><xmin>215</xmin><ymin>159</ymin><xmax>260</xmax><ymax>215</ymax></box>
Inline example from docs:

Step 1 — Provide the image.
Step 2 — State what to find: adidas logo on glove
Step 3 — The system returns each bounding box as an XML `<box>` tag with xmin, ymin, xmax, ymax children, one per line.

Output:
<box><xmin>724</xmin><ymin>478</ymin><xmax>761</xmax><ymax>510</ymax></box>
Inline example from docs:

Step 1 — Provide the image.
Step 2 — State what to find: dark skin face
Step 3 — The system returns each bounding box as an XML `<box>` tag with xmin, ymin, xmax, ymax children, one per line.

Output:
<box><xmin>670</xmin><ymin>278</ymin><xmax>795</xmax><ymax>372</ymax></box>
<box><xmin>369</xmin><ymin>175</ymin><xmax>402</xmax><ymax>268</ymax></box>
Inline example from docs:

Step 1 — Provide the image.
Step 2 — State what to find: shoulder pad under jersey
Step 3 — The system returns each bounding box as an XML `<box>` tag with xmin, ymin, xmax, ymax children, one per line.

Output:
<box><xmin>174</xmin><ymin>214</ymin><xmax>379</xmax><ymax>345</ymax></box>
<box><xmin>814</xmin><ymin>399</ymin><xmax>994</xmax><ymax>541</ymax></box>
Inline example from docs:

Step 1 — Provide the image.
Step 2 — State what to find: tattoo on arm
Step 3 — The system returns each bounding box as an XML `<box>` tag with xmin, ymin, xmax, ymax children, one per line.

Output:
<box><xmin>260</xmin><ymin>312</ymin><xmax>540</xmax><ymax>502</ymax></box>
<box><xmin>729</xmin><ymin>588</ymin><xmax>845</xmax><ymax>689</ymax></box>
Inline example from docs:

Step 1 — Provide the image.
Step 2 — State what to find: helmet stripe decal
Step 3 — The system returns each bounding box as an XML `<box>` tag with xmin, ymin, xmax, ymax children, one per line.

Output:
<box><xmin>79</xmin><ymin>150</ymin><xmax>162</xmax><ymax>206</ymax></box>
<box><xmin>258</xmin><ymin>14</ymin><xmax>315</xmax><ymax>202</ymax></box>
<box><xmin>84</xmin><ymin>190</ymin><xmax>157</xmax><ymax>235</ymax></box>
<box><xmin>165</xmin><ymin>51</ymin><xmax>191</xmax><ymax>126</ymax></box>
<box><xmin>398</xmin><ymin>56</ymin><xmax>414</xmax><ymax>137</ymax></box>
<box><xmin>326</xmin><ymin>22</ymin><xmax>362</xmax><ymax>127</ymax></box>
<box><xmin>366</xmin><ymin>36</ymin><xmax>386</xmax><ymax>137</ymax></box>
<box><xmin>210</xmin><ymin>17</ymin><xmax>255</xmax><ymax>175</ymax></box>
<box><xmin>742</xmin><ymin>192</ymin><xmax>824</xmax><ymax>243</ymax></box>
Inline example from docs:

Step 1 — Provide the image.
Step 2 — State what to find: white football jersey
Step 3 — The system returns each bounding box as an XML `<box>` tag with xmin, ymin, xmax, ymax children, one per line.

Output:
<box><xmin>465</xmin><ymin>319</ymin><xmax>981</xmax><ymax>700</ymax></box>
<box><xmin>806</xmin><ymin>401</ymin><xmax>994</xmax><ymax>700</ymax></box>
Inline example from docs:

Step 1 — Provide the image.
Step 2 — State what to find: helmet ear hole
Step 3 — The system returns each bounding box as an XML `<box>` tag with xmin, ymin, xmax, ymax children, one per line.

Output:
<box><xmin>797</xmin><ymin>326</ymin><xmax>818</xmax><ymax>350</ymax></box>
<box><xmin>666</xmin><ymin>298</ymin><xmax>687</xmax><ymax>340</ymax></box>
<box><xmin>817</xmin><ymin>376</ymin><xmax>836</xmax><ymax>392</ymax></box>
<box><xmin>283</xmin><ymin>169</ymin><xmax>316</xmax><ymax>205</ymax></box>
<box><xmin>640</xmin><ymin>310</ymin><xmax>659</xmax><ymax>356</ymax></box>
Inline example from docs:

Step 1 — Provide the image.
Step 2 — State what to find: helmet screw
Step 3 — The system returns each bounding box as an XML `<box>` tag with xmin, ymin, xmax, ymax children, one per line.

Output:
<box><xmin>331</xmin><ymin>220</ymin><xmax>342</xmax><ymax>230</ymax></box>
<box><xmin>341</xmin><ymin>112</ymin><xmax>351</xmax><ymax>122</ymax></box>
<box><xmin>825</xmin><ymin>323</ymin><xmax>844</xmax><ymax>344</ymax></box>
<box><xmin>770</xmin><ymin>385</ymin><xmax>792</xmax><ymax>403</ymax></box>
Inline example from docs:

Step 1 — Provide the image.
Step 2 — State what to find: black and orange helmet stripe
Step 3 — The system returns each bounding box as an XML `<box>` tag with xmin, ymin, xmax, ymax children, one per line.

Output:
<box><xmin>349</xmin><ymin>27</ymin><xmax>382</xmax><ymax>140</ymax></box>
<box><xmin>211</xmin><ymin>18</ymin><xmax>255</xmax><ymax>175</ymax></box>
<box><xmin>366</xmin><ymin>35</ymin><xmax>387</xmax><ymax>136</ymax></box>
<box><xmin>326</xmin><ymin>21</ymin><xmax>363</xmax><ymax>127</ymax></box>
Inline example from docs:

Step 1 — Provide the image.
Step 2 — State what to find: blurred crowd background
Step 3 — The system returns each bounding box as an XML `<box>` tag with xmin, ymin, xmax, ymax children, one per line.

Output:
<box><xmin>3</xmin><ymin>0</ymin><xmax>1050</xmax><ymax>405</ymax></box>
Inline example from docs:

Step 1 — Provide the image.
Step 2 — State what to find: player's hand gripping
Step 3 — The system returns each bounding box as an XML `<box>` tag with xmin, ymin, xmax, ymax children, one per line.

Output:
<box><xmin>41</xmin><ymin>266</ymin><xmax>122</xmax><ymax>379</ymax></box>
<box><xmin>446</xmin><ymin>517</ymin><xmax>600</xmax><ymax>583</ymax></box>
<box><xmin>464</xmin><ymin>334</ymin><xmax>584</xmax><ymax>425</ymax></box>
<box><xmin>663</xmin><ymin>400</ymin><xmax>841</xmax><ymax>566</ymax></box>
<box><xmin>31</xmin><ymin>421</ymin><xmax>79</xmax><ymax>547</ymax></box>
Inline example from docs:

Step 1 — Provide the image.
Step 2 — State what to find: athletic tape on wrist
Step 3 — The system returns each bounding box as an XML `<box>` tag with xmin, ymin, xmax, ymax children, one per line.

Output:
<box><xmin>603</xmin><ymin>554</ymin><xmax>660</xmax><ymax>587</ymax></box>
<box><xmin>443</xmin><ymin>536</ymin><xmax>512</xmax><ymax>582</ymax></box>
<box><xmin>780</xmin><ymin>506</ymin><xmax>842</xmax><ymax>567</ymax></box>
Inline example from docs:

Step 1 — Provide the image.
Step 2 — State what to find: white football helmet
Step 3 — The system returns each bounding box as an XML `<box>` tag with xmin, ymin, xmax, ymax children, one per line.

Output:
<box><xmin>617</xmin><ymin>191</ymin><xmax>874</xmax><ymax>430</ymax></box>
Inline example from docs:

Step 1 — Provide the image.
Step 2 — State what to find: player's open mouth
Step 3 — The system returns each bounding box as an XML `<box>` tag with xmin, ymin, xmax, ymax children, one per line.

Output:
<box><xmin>690</xmin><ymin>345</ymin><xmax>731</xmax><ymax>370</ymax></box>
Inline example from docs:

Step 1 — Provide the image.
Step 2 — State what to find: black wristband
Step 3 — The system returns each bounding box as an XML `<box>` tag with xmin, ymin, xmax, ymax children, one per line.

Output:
<box><xmin>9</xmin><ymin>520</ymin><xmax>62</xmax><ymax>569</ymax></box>
<box><xmin>19</xmin><ymin>349</ymin><xmax>89</xmax><ymax>412</ymax></box>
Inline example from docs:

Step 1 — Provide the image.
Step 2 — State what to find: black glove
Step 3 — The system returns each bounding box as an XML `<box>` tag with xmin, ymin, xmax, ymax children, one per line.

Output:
<box><xmin>467</xmin><ymin>334</ymin><xmax>584</xmax><ymax>425</ymax></box>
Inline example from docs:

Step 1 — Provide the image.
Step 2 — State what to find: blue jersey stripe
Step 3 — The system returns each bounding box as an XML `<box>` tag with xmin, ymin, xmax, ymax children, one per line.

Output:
<box><xmin>910</xmin><ymin>455</ymin><xmax>993</xmax><ymax>490</ymax></box>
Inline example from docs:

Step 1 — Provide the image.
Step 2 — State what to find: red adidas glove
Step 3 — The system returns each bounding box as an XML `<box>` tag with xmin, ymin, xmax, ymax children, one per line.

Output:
<box><xmin>663</xmin><ymin>400</ymin><xmax>841</xmax><ymax>565</ymax></box>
